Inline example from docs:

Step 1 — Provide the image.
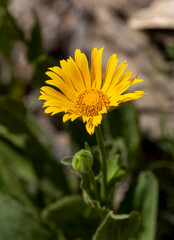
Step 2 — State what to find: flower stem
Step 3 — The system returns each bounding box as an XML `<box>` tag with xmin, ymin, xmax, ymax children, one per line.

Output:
<box><xmin>102</xmin><ymin>115</ymin><xmax>112</xmax><ymax>141</ymax></box>
<box><xmin>88</xmin><ymin>169</ymin><xmax>98</xmax><ymax>200</ymax></box>
<box><xmin>95</xmin><ymin>125</ymin><xmax>107</xmax><ymax>203</ymax></box>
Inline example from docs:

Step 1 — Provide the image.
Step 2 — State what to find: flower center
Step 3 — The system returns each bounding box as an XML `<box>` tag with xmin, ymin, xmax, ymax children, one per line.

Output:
<box><xmin>75</xmin><ymin>89</ymin><xmax>110</xmax><ymax>117</ymax></box>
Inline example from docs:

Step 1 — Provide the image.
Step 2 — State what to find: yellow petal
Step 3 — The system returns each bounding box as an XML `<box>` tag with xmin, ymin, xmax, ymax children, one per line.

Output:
<box><xmin>82</xmin><ymin>115</ymin><xmax>90</xmax><ymax>123</ymax></box>
<box><xmin>63</xmin><ymin>113</ymin><xmax>79</xmax><ymax>123</ymax></box>
<box><xmin>118</xmin><ymin>91</ymin><xmax>146</xmax><ymax>104</ymax></box>
<box><xmin>43</xmin><ymin>100</ymin><xmax>70</xmax><ymax>110</ymax></box>
<box><xmin>85</xmin><ymin>119</ymin><xmax>95</xmax><ymax>135</ymax></box>
<box><xmin>102</xmin><ymin>54</ymin><xmax>118</xmax><ymax>92</ymax></box>
<box><xmin>90</xmin><ymin>47</ymin><xmax>104</xmax><ymax>89</ymax></box>
<box><xmin>117</xmin><ymin>79</ymin><xmax>143</xmax><ymax>95</ymax></box>
<box><xmin>106</xmin><ymin>61</ymin><xmax>128</xmax><ymax>93</ymax></box>
<box><xmin>75</xmin><ymin>49</ymin><xmax>91</xmax><ymax>89</ymax></box>
<box><xmin>93</xmin><ymin>115</ymin><xmax>102</xmax><ymax>126</ymax></box>
<box><xmin>40</xmin><ymin>86</ymin><xmax>74</xmax><ymax>106</ymax></box>
<box><xmin>107</xmin><ymin>71</ymin><xmax>132</xmax><ymax>98</ymax></box>
<box><xmin>60</xmin><ymin>58</ymin><xmax>85</xmax><ymax>92</ymax></box>
<box><xmin>45</xmin><ymin>70</ymin><xmax>77</xmax><ymax>101</ymax></box>
<box><xmin>109</xmin><ymin>75</ymin><xmax>143</xmax><ymax>102</ymax></box>
<box><xmin>44</xmin><ymin>107</ymin><xmax>62</xmax><ymax>115</ymax></box>
<box><xmin>99</xmin><ymin>106</ymin><xmax>107</xmax><ymax>114</ymax></box>
<box><xmin>85</xmin><ymin>115</ymin><xmax>102</xmax><ymax>135</ymax></box>
<box><xmin>48</xmin><ymin>66</ymin><xmax>78</xmax><ymax>96</ymax></box>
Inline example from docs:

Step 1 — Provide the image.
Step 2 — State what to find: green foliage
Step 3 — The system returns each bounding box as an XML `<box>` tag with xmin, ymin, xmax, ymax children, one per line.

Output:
<box><xmin>163</xmin><ymin>43</ymin><xmax>174</xmax><ymax>61</ymax></box>
<box><xmin>42</xmin><ymin>195</ymin><xmax>86</xmax><ymax>228</ymax></box>
<box><xmin>64</xmin><ymin>118</ymin><xmax>97</xmax><ymax>148</ymax></box>
<box><xmin>92</xmin><ymin>211</ymin><xmax>141</xmax><ymax>240</ymax></box>
<box><xmin>61</xmin><ymin>144</ymin><xmax>126</xmax><ymax>214</ymax></box>
<box><xmin>61</xmin><ymin>146</ymin><xmax>107</xmax><ymax>215</ymax></box>
<box><xmin>107</xmin><ymin>154</ymin><xmax>125</xmax><ymax>185</ymax></box>
<box><xmin>31</xmin><ymin>54</ymin><xmax>57</xmax><ymax>88</ymax></box>
<box><xmin>42</xmin><ymin>195</ymin><xmax>99</xmax><ymax>240</ymax></box>
<box><xmin>158</xmin><ymin>138</ymin><xmax>174</xmax><ymax>158</ymax></box>
<box><xmin>27</xmin><ymin>13</ymin><xmax>43</xmax><ymax>62</ymax></box>
<box><xmin>0</xmin><ymin>97</ymin><xmax>69</xmax><ymax>205</ymax></box>
<box><xmin>0</xmin><ymin>197</ymin><xmax>54</xmax><ymax>240</ymax></box>
<box><xmin>0</xmin><ymin>0</ymin><xmax>9</xmax><ymax>7</ymax></box>
<box><xmin>107</xmin><ymin>102</ymin><xmax>141</xmax><ymax>169</ymax></box>
<box><xmin>133</xmin><ymin>171</ymin><xmax>158</xmax><ymax>240</ymax></box>
<box><xmin>0</xmin><ymin>96</ymin><xmax>28</xmax><ymax>134</ymax></box>
<box><xmin>106</xmin><ymin>154</ymin><xmax>126</xmax><ymax>204</ymax></box>
<box><xmin>61</xmin><ymin>156</ymin><xmax>74</xmax><ymax>169</ymax></box>
<box><xmin>0</xmin><ymin>7</ymin><xmax>24</xmax><ymax>58</ymax></box>
<box><xmin>0</xmin><ymin>139</ymin><xmax>36</xmax><ymax>206</ymax></box>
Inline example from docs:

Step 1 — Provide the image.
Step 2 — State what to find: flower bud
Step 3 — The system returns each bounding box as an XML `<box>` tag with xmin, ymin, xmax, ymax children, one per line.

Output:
<box><xmin>72</xmin><ymin>149</ymin><xmax>93</xmax><ymax>174</ymax></box>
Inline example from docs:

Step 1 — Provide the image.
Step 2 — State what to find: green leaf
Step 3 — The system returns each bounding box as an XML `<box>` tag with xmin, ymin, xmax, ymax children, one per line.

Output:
<box><xmin>0</xmin><ymin>154</ymin><xmax>32</xmax><ymax>206</ymax></box>
<box><xmin>0</xmin><ymin>7</ymin><xmax>24</xmax><ymax>57</ymax></box>
<box><xmin>42</xmin><ymin>195</ymin><xmax>99</xmax><ymax>240</ymax></box>
<box><xmin>107</xmin><ymin>102</ymin><xmax>141</xmax><ymax>169</ymax></box>
<box><xmin>0</xmin><ymin>125</ymin><xmax>26</xmax><ymax>148</ymax></box>
<box><xmin>42</xmin><ymin>195</ymin><xmax>86</xmax><ymax>228</ymax></box>
<box><xmin>27</xmin><ymin>13</ymin><xmax>43</xmax><ymax>62</ymax></box>
<box><xmin>92</xmin><ymin>210</ymin><xmax>141</xmax><ymax>240</ymax></box>
<box><xmin>25</xmin><ymin>133</ymin><xmax>70</xmax><ymax>196</ymax></box>
<box><xmin>0</xmin><ymin>197</ymin><xmax>54</xmax><ymax>240</ymax></box>
<box><xmin>106</xmin><ymin>154</ymin><xmax>126</xmax><ymax>206</ymax></box>
<box><xmin>0</xmin><ymin>96</ymin><xmax>69</xmax><ymax>197</ymax></box>
<box><xmin>5</xmin><ymin>11</ymin><xmax>25</xmax><ymax>40</ymax></box>
<box><xmin>60</xmin><ymin>156</ymin><xmax>78</xmax><ymax>174</ymax></box>
<box><xmin>84</xmin><ymin>142</ymin><xmax>91</xmax><ymax>152</ymax></box>
<box><xmin>80</xmin><ymin>174</ymin><xmax>108</xmax><ymax>218</ymax></box>
<box><xmin>133</xmin><ymin>171</ymin><xmax>158</xmax><ymax>240</ymax></box>
<box><xmin>158</xmin><ymin>138</ymin><xmax>174</xmax><ymax>158</ymax></box>
<box><xmin>31</xmin><ymin>54</ymin><xmax>57</xmax><ymax>87</ymax></box>
<box><xmin>61</xmin><ymin>156</ymin><xmax>73</xmax><ymax>167</ymax></box>
<box><xmin>0</xmin><ymin>0</ymin><xmax>9</xmax><ymax>7</ymax></box>
<box><xmin>107</xmin><ymin>154</ymin><xmax>125</xmax><ymax>186</ymax></box>
<box><xmin>106</xmin><ymin>138</ymin><xmax>128</xmax><ymax>167</ymax></box>
<box><xmin>0</xmin><ymin>96</ymin><xmax>28</xmax><ymax>134</ymax></box>
<box><xmin>164</xmin><ymin>44</ymin><xmax>174</xmax><ymax>60</ymax></box>
<box><xmin>0</xmin><ymin>139</ymin><xmax>37</xmax><ymax>183</ymax></box>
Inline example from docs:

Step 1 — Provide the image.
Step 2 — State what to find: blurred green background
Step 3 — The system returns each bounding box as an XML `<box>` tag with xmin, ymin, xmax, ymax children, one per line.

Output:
<box><xmin>0</xmin><ymin>0</ymin><xmax>174</xmax><ymax>239</ymax></box>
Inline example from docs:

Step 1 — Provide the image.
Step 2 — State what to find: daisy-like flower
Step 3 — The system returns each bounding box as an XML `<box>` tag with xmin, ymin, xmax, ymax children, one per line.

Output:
<box><xmin>39</xmin><ymin>48</ymin><xmax>146</xmax><ymax>135</ymax></box>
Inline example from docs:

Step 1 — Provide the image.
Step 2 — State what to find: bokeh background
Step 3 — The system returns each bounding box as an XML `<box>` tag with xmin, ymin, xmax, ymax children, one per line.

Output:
<box><xmin>0</xmin><ymin>0</ymin><xmax>174</xmax><ymax>239</ymax></box>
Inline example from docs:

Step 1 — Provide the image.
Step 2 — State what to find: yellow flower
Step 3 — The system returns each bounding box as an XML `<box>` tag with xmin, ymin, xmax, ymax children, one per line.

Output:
<box><xmin>39</xmin><ymin>48</ymin><xmax>146</xmax><ymax>135</ymax></box>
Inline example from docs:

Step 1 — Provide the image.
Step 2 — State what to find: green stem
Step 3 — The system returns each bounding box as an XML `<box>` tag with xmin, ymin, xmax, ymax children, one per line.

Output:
<box><xmin>102</xmin><ymin>115</ymin><xmax>112</xmax><ymax>141</ymax></box>
<box><xmin>88</xmin><ymin>169</ymin><xmax>98</xmax><ymax>200</ymax></box>
<box><xmin>95</xmin><ymin>125</ymin><xmax>107</xmax><ymax>203</ymax></box>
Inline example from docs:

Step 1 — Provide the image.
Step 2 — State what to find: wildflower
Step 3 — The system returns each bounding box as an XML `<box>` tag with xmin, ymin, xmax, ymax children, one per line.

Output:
<box><xmin>39</xmin><ymin>48</ymin><xmax>145</xmax><ymax>134</ymax></box>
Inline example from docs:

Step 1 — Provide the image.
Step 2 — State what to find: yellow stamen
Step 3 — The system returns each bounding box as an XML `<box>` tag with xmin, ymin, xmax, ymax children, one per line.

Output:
<box><xmin>75</xmin><ymin>89</ymin><xmax>110</xmax><ymax>117</ymax></box>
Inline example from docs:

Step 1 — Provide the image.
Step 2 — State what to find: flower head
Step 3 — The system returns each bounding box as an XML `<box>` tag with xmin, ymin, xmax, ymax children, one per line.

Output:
<box><xmin>39</xmin><ymin>48</ymin><xmax>146</xmax><ymax>134</ymax></box>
